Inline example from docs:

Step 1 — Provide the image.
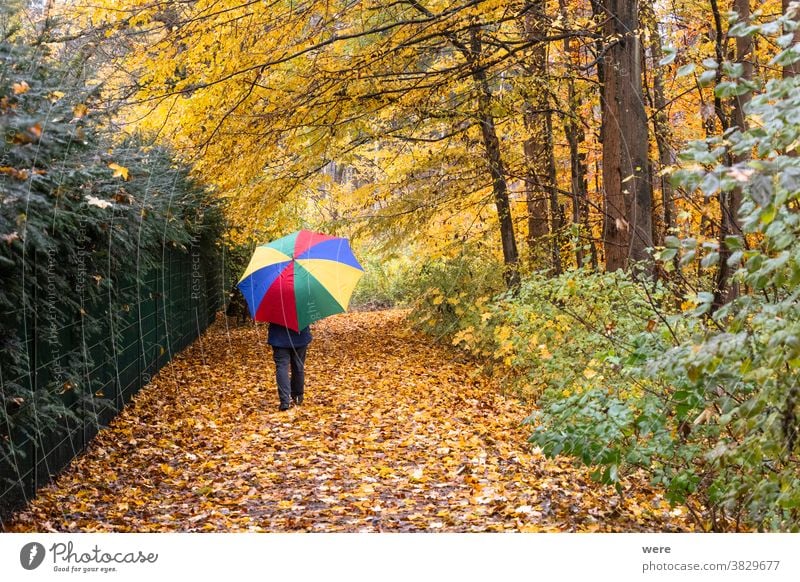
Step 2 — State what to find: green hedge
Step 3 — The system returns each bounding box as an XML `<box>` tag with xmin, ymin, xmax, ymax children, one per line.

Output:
<box><xmin>0</xmin><ymin>38</ymin><xmax>224</xmax><ymax>519</ymax></box>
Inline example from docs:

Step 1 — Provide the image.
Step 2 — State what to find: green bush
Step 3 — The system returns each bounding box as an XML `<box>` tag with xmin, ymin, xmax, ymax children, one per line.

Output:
<box><xmin>409</xmin><ymin>244</ymin><xmax>505</xmax><ymax>340</ymax></box>
<box><xmin>349</xmin><ymin>251</ymin><xmax>416</xmax><ymax>310</ymax></box>
<box><xmin>0</xmin><ymin>37</ymin><xmax>222</xmax><ymax>492</ymax></box>
<box><xmin>531</xmin><ymin>13</ymin><xmax>800</xmax><ymax>531</ymax></box>
<box><xmin>651</xmin><ymin>17</ymin><xmax>800</xmax><ymax>529</ymax></box>
<box><xmin>411</xmin><ymin>256</ymin><xmax>667</xmax><ymax>396</ymax></box>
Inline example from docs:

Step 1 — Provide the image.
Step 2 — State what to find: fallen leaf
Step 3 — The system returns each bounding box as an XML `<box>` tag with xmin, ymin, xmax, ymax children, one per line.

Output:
<box><xmin>12</xmin><ymin>81</ymin><xmax>29</xmax><ymax>95</ymax></box>
<box><xmin>85</xmin><ymin>195</ymin><xmax>113</xmax><ymax>209</ymax></box>
<box><xmin>3</xmin><ymin>311</ymin><xmax>695</xmax><ymax>534</ymax></box>
<box><xmin>108</xmin><ymin>162</ymin><xmax>129</xmax><ymax>180</ymax></box>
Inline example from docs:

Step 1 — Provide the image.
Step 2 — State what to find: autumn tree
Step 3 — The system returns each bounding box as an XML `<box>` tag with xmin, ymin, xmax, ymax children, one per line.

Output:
<box><xmin>53</xmin><ymin>0</ymin><xmax>783</xmax><ymax>286</ymax></box>
<box><xmin>557</xmin><ymin>0</ymin><xmax>595</xmax><ymax>269</ymax></box>
<box><xmin>640</xmin><ymin>1</ymin><xmax>675</xmax><ymax>246</ymax></box>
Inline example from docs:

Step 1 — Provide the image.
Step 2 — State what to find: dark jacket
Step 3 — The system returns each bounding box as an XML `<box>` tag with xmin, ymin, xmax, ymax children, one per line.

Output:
<box><xmin>267</xmin><ymin>323</ymin><xmax>312</xmax><ymax>348</ymax></box>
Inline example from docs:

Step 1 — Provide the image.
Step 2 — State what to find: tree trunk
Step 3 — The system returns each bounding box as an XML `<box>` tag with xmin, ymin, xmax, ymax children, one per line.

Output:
<box><xmin>715</xmin><ymin>0</ymin><xmax>751</xmax><ymax>307</ymax></box>
<box><xmin>522</xmin><ymin>3</ymin><xmax>561</xmax><ymax>275</ymax></box>
<box><xmin>560</xmin><ymin>0</ymin><xmax>593</xmax><ymax>269</ymax></box>
<box><xmin>544</xmin><ymin>108</ymin><xmax>563</xmax><ymax>275</ymax></box>
<box><xmin>640</xmin><ymin>2</ymin><xmax>676</xmax><ymax>243</ymax></box>
<box><xmin>471</xmin><ymin>28</ymin><xmax>520</xmax><ymax>287</ymax></box>
<box><xmin>600</xmin><ymin>0</ymin><xmax>653</xmax><ymax>272</ymax></box>
<box><xmin>37</xmin><ymin>0</ymin><xmax>55</xmax><ymax>38</ymax></box>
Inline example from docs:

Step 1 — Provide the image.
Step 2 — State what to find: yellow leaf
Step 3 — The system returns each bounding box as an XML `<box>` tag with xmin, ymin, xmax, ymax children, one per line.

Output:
<box><xmin>108</xmin><ymin>162</ymin><xmax>130</xmax><ymax>181</ymax></box>
<box><xmin>409</xmin><ymin>467</ymin><xmax>426</xmax><ymax>483</ymax></box>
<box><xmin>377</xmin><ymin>466</ymin><xmax>394</xmax><ymax>478</ymax></box>
<box><xmin>495</xmin><ymin>325</ymin><xmax>512</xmax><ymax>342</ymax></box>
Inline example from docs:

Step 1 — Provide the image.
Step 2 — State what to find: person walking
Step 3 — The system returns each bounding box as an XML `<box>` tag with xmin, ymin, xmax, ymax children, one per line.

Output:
<box><xmin>268</xmin><ymin>322</ymin><xmax>312</xmax><ymax>411</ymax></box>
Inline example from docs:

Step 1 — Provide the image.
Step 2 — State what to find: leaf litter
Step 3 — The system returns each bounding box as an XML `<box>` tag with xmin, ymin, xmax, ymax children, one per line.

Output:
<box><xmin>6</xmin><ymin>310</ymin><xmax>693</xmax><ymax>532</ymax></box>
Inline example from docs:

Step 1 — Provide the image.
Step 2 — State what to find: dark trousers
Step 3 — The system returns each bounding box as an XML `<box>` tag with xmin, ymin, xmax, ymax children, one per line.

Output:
<box><xmin>272</xmin><ymin>345</ymin><xmax>308</xmax><ymax>407</ymax></box>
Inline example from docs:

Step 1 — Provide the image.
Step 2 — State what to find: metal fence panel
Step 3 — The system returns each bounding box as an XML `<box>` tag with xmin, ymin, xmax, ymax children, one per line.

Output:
<box><xmin>0</xmin><ymin>245</ymin><xmax>222</xmax><ymax>519</ymax></box>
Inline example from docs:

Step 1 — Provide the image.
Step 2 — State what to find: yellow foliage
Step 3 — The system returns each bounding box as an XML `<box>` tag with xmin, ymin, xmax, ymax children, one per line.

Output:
<box><xmin>495</xmin><ymin>325</ymin><xmax>512</xmax><ymax>341</ymax></box>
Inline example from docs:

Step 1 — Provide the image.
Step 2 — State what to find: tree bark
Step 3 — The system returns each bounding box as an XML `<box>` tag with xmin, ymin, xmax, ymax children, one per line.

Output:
<box><xmin>544</xmin><ymin>108</ymin><xmax>563</xmax><ymax>275</ymax></box>
<box><xmin>599</xmin><ymin>0</ymin><xmax>654</xmax><ymax>272</ymax></box>
<box><xmin>559</xmin><ymin>0</ymin><xmax>592</xmax><ymax>268</ymax></box>
<box><xmin>522</xmin><ymin>3</ymin><xmax>562</xmax><ymax>275</ymax></box>
<box><xmin>640</xmin><ymin>2</ymin><xmax>676</xmax><ymax>243</ymax></box>
<box><xmin>715</xmin><ymin>0</ymin><xmax>751</xmax><ymax>308</ymax></box>
<box><xmin>470</xmin><ymin>27</ymin><xmax>520</xmax><ymax>287</ymax></box>
<box><xmin>36</xmin><ymin>0</ymin><xmax>55</xmax><ymax>39</ymax></box>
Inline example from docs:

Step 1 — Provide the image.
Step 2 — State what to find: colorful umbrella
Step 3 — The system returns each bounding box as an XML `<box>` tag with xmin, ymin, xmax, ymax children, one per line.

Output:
<box><xmin>237</xmin><ymin>230</ymin><xmax>364</xmax><ymax>331</ymax></box>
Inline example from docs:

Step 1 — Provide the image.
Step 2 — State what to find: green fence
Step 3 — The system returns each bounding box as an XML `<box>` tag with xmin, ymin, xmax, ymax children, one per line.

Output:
<box><xmin>0</xmin><ymin>243</ymin><xmax>223</xmax><ymax>520</ymax></box>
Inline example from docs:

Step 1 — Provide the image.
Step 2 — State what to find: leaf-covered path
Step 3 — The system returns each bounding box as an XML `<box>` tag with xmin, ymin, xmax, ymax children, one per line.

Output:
<box><xmin>7</xmin><ymin>311</ymin><xmax>692</xmax><ymax>532</ymax></box>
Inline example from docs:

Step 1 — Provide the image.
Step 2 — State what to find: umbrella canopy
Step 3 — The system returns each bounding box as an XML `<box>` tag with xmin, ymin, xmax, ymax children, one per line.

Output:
<box><xmin>237</xmin><ymin>230</ymin><xmax>364</xmax><ymax>331</ymax></box>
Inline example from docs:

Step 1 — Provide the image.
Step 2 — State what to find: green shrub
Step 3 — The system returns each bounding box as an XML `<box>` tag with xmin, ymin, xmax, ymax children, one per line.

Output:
<box><xmin>349</xmin><ymin>252</ymin><xmax>416</xmax><ymax>310</ymax></box>
<box><xmin>409</xmin><ymin>244</ymin><xmax>504</xmax><ymax>340</ymax></box>
<box><xmin>381</xmin><ymin>10</ymin><xmax>800</xmax><ymax>532</ymax></box>
<box><xmin>0</xmin><ymin>37</ymin><xmax>222</xmax><ymax>493</ymax></box>
<box><xmin>531</xmin><ymin>13</ymin><xmax>800</xmax><ymax>531</ymax></box>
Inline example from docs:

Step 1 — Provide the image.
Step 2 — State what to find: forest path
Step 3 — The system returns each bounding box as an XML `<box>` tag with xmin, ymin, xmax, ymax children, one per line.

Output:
<box><xmin>7</xmin><ymin>310</ymin><xmax>691</xmax><ymax>532</ymax></box>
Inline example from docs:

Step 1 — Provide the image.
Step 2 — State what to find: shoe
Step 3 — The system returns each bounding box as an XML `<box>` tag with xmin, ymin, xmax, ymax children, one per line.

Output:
<box><xmin>292</xmin><ymin>395</ymin><xmax>304</xmax><ymax>406</ymax></box>
<box><xmin>278</xmin><ymin>403</ymin><xmax>291</xmax><ymax>411</ymax></box>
